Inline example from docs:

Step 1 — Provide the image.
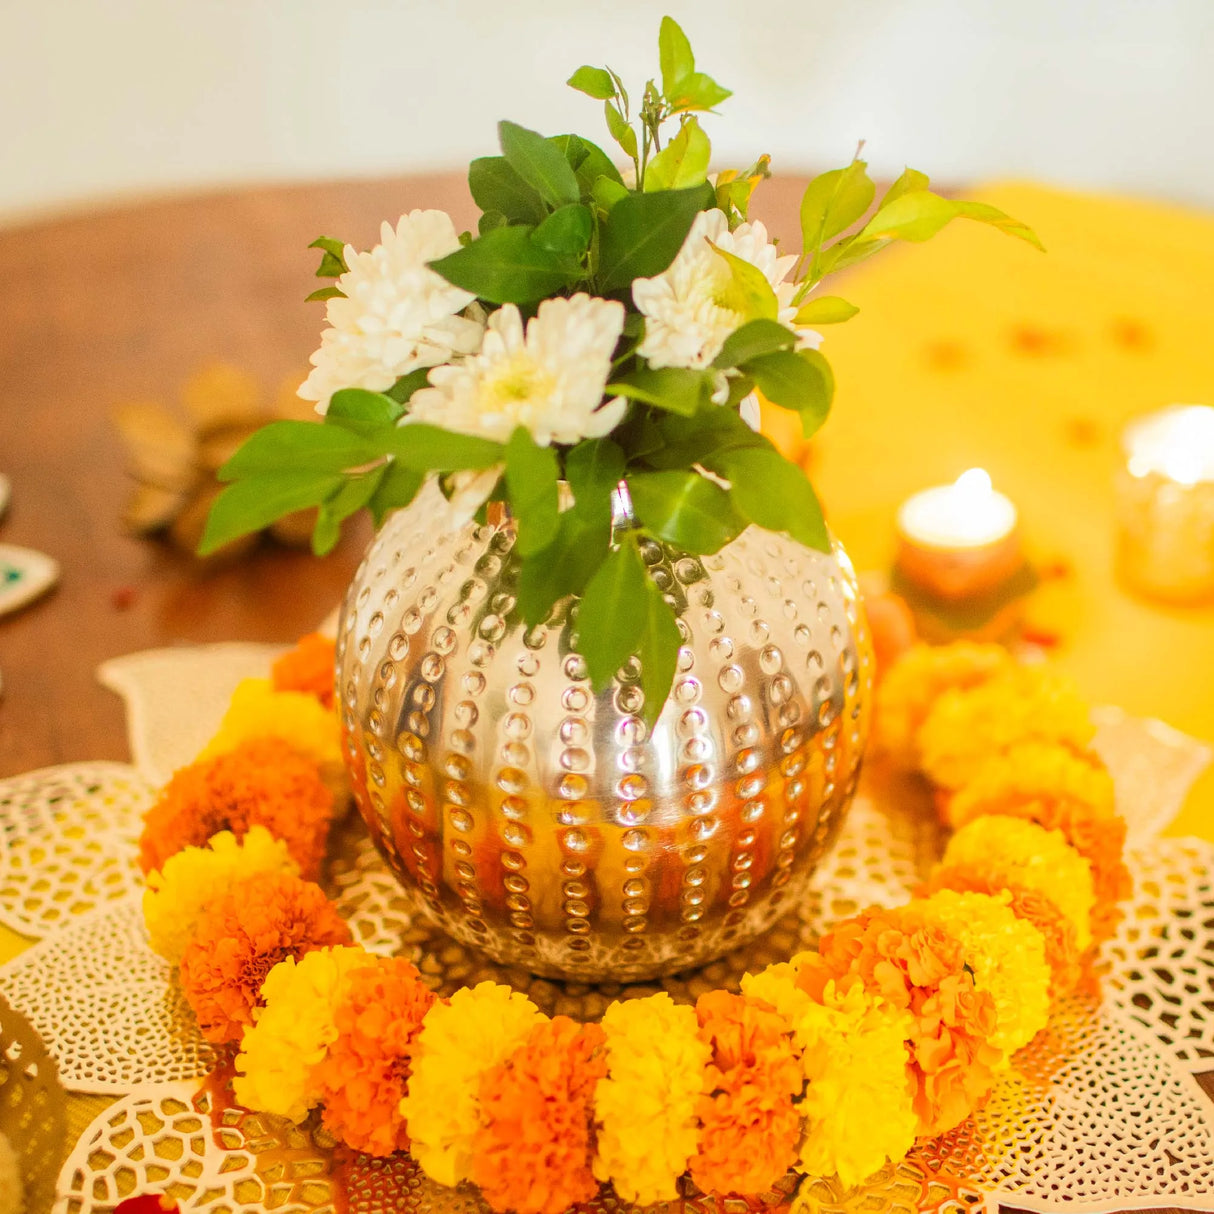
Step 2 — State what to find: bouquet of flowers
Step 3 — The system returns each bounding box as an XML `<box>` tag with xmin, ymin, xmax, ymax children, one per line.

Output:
<box><xmin>202</xmin><ymin>16</ymin><xmax>1037</xmax><ymax>721</ymax></box>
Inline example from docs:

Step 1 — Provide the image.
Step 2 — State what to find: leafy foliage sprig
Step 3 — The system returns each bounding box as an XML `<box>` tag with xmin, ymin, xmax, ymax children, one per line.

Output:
<box><xmin>202</xmin><ymin>16</ymin><xmax>1039</xmax><ymax>724</ymax></box>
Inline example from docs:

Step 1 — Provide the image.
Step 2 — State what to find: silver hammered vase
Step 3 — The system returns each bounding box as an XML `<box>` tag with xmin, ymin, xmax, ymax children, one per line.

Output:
<box><xmin>336</xmin><ymin>485</ymin><xmax>873</xmax><ymax>982</ymax></box>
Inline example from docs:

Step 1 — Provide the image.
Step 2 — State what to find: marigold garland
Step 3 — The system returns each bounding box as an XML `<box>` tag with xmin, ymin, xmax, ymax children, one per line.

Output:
<box><xmin>233</xmin><ymin>945</ymin><xmax>374</xmax><ymax>1122</ymax></box>
<box><xmin>471</xmin><ymin>1016</ymin><xmax>608</xmax><ymax>1214</ymax></box>
<box><xmin>689</xmin><ymin>989</ymin><xmax>804</xmax><ymax>1196</ymax></box>
<box><xmin>313</xmin><ymin>956</ymin><xmax>437</xmax><ymax>1156</ymax></box>
<box><xmin>398</xmin><ymin>982</ymin><xmax>544</xmax><ymax>1189</ymax></box>
<box><xmin>142</xmin><ymin>825</ymin><xmax>297</xmax><ymax>964</ymax></box>
<box><xmin>271</xmin><ymin>632</ymin><xmax>337</xmax><ymax>708</ymax></box>
<box><xmin>138</xmin><ymin>735</ymin><xmax>335</xmax><ymax>878</ymax></box>
<box><xmin>136</xmin><ymin>634</ymin><xmax>1133</xmax><ymax>1207</ymax></box>
<box><xmin>798</xmin><ymin>906</ymin><xmax>1002</xmax><ymax>1138</ymax></box>
<box><xmin>592</xmin><ymin>992</ymin><xmax>712</xmax><ymax>1205</ymax></box>
<box><xmin>743</xmin><ymin>964</ymin><xmax>918</xmax><ymax>1189</ymax></box>
<box><xmin>198</xmin><ymin>677</ymin><xmax>343</xmax><ymax>784</ymax></box>
<box><xmin>939</xmin><ymin>815</ymin><xmax>1096</xmax><ymax>950</ymax></box>
<box><xmin>917</xmin><ymin>666</ymin><xmax>1095</xmax><ymax>791</ymax></box>
<box><xmin>179</xmin><ymin>870</ymin><xmax>352</xmax><ymax>1043</ymax></box>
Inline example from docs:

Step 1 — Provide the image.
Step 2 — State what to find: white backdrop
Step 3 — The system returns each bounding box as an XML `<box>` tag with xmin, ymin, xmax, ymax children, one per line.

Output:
<box><xmin>1</xmin><ymin>0</ymin><xmax>1211</xmax><ymax>224</ymax></box>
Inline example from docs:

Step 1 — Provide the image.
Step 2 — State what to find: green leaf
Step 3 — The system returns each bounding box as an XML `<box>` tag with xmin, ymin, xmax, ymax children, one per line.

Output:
<box><xmin>952</xmin><ymin>200</ymin><xmax>1045</xmax><ymax>251</ymax></box>
<box><xmin>199</xmin><ymin>472</ymin><xmax>343</xmax><ymax>555</ymax></box>
<box><xmin>532</xmin><ymin>203</ymin><xmax>593</xmax><ymax>256</ymax></box>
<box><xmin>658</xmin><ymin>15</ymin><xmax>696</xmax><ymax>99</ymax></box>
<box><xmin>744</xmin><ymin>349</ymin><xmax>834</xmax><ymax>436</ymax></box>
<box><xmin>498</xmin><ymin>120</ymin><xmax>580</xmax><ymax>209</ymax></box>
<box><xmin>325</xmin><ymin>388</ymin><xmax>404</xmax><ymax>437</ymax></box>
<box><xmin>628</xmin><ymin>470</ymin><xmax>746</xmax><ymax>554</ymax></box>
<box><xmin>858</xmin><ymin>189</ymin><xmax>959</xmax><ymax>242</ymax></box>
<box><xmin>468</xmin><ymin>156</ymin><xmax>547</xmax><ymax>226</ymax></box>
<box><xmin>218</xmin><ymin>421</ymin><xmax>379</xmax><ymax>480</ymax></box>
<box><xmin>882</xmin><ymin>167</ymin><xmax>931</xmax><ymax>206</ymax></box>
<box><xmin>604</xmin><ymin>101</ymin><xmax>638</xmax><ymax>159</ymax></box>
<box><xmin>792</xmin><ymin>295</ymin><xmax>860</xmax><ymax>325</ymax></box>
<box><xmin>505</xmin><ymin>427</ymin><xmax>561</xmax><ymax>557</ymax></box>
<box><xmin>313</xmin><ymin>467</ymin><xmax>386</xmax><ymax>555</ymax></box>
<box><xmin>559</xmin><ymin>135</ymin><xmax>624</xmax><ymax>190</ymax></box>
<box><xmin>644</xmin><ymin>115</ymin><xmax>711</xmax><ymax>192</ymax></box>
<box><xmin>568</xmin><ymin>65</ymin><xmax>616</xmax><ymax>100</ymax></box>
<box><xmin>309</xmin><ymin>236</ymin><xmax>348</xmax><ymax>278</ymax></box>
<box><xmin>429</xmin><ymin>225</ymin><xmax>575</xmax><ymax>304</ymax></box>
<box><xmin>305</xmin><ymin>285</ymin><xmax>344</xmax><ymax>302</ymax></box>
<box><xmin>713</xmin><ymin>318</ymin><xmax>797</xmax><ymax>368</ymax></box>
<box><xmin>637</xmin><ymin>579</ymin><xmax>681</xmax><ymax>727</ymax></box>
<box><xmin>859</xmin><ymin>189</ymin><xmax>1048</xmax><ymax>250</ymax></box>
<box><xmin>710</xmin><ymin>446</ymin><xmax>830</xmax><ymax>552</ymax></box>
<box><xmin>641</xmin><ymin>402</ymin><xmax>766</xmax><ymax>469</ymax></box>
<box><xmin>591</xmin><ymin>175</ymin><xmax>629</xmax><ymax>214</ymax></box>
<box><xmin>566</xmin><ymin>437</ymin><xmax>625</xmax><ymax>529</ymax></box>
<box><xmin>379</xmin><ymin>424</ymin><xmax>504</xmax><ymax>472</ymax></box>
<box><xmin>478</xmin><ymin>209</ymin><xmax>507</xmax><ymax>235</ymax></box>
<box><xmin>575</xmin><ymin>537</ymin><xmax>648</xmax><ymax>689</ymax></box>
<box><xmin>667</xmin><ymin>71</ymin><xmax>732</xmax><ymax>113</ymax></box>
<box><xmin>708</xmin><ymin>242</ymin><xmax>779</xmax><ymax>320</ymax></box>
<box><xmin>385</xmin><ymin>367</ymin><xmax>430</xmax><ymax>404</ymax></box>
<box><xmin>606</xmin><ymin>366</ymin><xmax>714</xmax><ymax>416</ymax></box>
<box><xmin>516</xmin><ymin>510</ymin><xmax>609</xmax><ymax>626</ymax></box>
<box><xmin>367</xmin><ymin>461</ymin><xmax>424</xmax><ymax>527</ymax></box>
<box><xmin>800</xmin><ymin>161</ymin><xmax>876</xmax><ymax>260</ymax></box>
<box><xmin>597</xmin><ymin>184</ymin><xmax>714</xmax><ymax>292</ymax></box>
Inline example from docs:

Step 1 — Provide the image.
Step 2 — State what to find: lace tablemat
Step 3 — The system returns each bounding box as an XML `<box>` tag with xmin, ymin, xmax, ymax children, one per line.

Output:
<box><xmin>0</xmin><ymin>643</ymin><xmax>1212</xmax><ymax>1214</ymax></box>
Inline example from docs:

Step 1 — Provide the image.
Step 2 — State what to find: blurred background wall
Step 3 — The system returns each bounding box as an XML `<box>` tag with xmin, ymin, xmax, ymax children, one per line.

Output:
<box><xmin>2</xmin><ymin>0</ymin><xmax>1211</xmax><ymax>224</ymax></box>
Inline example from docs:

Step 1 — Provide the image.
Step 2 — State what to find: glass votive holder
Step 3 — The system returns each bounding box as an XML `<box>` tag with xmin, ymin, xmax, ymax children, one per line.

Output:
<box><xmin>1116</xmin><ymin>405</ymin><xmax>1214</xmax><ymax>604</ymax></box>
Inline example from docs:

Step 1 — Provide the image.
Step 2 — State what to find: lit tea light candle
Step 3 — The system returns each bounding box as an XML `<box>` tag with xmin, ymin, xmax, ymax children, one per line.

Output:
<box><xmin>1117</xmin><ymin>404</ymin><xmax>1214</xmax><ymax>603</ymax></box>
<box><xmin>894</xmin><ymin>469</ymin><xmax>1025</xmax><ymax>603</ymax></box>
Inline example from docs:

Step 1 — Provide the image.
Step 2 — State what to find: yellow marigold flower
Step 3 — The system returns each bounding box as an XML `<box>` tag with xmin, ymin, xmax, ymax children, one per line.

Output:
<box><xmin>875</xmin><ymin>641</ymin><xmax>1013</xmax><ymax>768</ymax></box>
<box><xmin>918</xmin><ymin>666</ymin><xmax>1094</xmax><ymax>791</ymax></box>
<box><xmin>233</xmin><ymin>944</ymin><xmax>372</xmax><ymax>1123</ymax></box>
<box><xmin>744</xmin><ymin>965</ymin><xmax>916</xmax><ymax>1189</ymax></box>
<box><xmin>940</xmin><ymin>816</ymin><xmax>1096</xmax><ymax>950</ymax></box>
<box><xmin>593</xmin><ymin>992</ymin><xmax>711</xmax><ymax>1205</ymax></box>
<box><xmin>912</xmin><ymin>890</ymin><xmax>1051</xmax><ymax>1056</ymax></box>
<box><xmin>944</xmin><ymin>741</ymin><xmax>1116</xmax><ymax>830</ymax></box>
<box><xmin>399</xmin><ymin>982</ymin><xmax>543</xmax><ymax>1189</ymax></box>
<box><xmin>143</xmin><ymin>825</ymin><xmax>298</xmax><ymax>964</ymax></box>
<box><xmin>199</xmin><ymin>678</ymin><xmax>343</xmax><ymax>782</ymax></box>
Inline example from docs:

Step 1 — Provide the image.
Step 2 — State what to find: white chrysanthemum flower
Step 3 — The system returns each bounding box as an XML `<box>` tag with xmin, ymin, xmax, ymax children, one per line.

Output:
<box><xmin>633</xmin><ymin>208</ymin><xmax>813</xmax><ymax>369</ymax></box>
<box><xmin>299</xmin><ymin>210</ymin><xmax>484</xmax><ymax>412</ymax></box>
<box><xmin>407</xmin><ymin>293</ymin><xmax>627</xmax><ymax>445</ymax></box>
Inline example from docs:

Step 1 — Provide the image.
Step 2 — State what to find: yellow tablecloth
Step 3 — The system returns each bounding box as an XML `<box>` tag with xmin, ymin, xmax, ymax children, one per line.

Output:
<box><xmin>764</xmin><ymin>179</ymin><xmax>1214</xmax><ymax>838</ymax></box>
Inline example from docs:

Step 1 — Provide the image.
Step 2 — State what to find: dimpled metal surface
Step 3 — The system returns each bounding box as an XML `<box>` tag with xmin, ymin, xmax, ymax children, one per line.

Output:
<box><xmin>336</xmin><ymin>491</ymin><xmax>873</xmax><ymax>981</ymax></box>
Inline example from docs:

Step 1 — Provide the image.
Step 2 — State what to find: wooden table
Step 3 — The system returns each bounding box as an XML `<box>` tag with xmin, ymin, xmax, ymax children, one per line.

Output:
<box><xmin>0</xmin><ymin>175</ymin><xmax>1208</xmax><ymax>1214</ymax></box>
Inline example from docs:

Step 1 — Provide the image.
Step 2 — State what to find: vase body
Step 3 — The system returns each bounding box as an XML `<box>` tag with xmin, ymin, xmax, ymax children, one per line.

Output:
<box><xmin>337</xmin><ymin>487</ymin><xmax>873</xmax><ymax>981</ymax></box>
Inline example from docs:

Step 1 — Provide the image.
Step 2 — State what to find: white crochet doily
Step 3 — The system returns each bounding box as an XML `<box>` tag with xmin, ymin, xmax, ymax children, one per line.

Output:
<box><xmin>0</xmin><ymin>641</ymin><xmax>1209</xmax><ymax>1213</ymax></box>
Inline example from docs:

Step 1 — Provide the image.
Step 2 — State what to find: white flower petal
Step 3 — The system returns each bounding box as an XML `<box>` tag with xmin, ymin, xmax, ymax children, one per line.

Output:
<box><xmin>408</xmin><ymin>294</ymin><xmax>626</xmax><ymax>446</ymax></box>
<box><xmin>298</xmin><ymin>210</ymin><xmax>481</xmax><ymax>412</ymax></box>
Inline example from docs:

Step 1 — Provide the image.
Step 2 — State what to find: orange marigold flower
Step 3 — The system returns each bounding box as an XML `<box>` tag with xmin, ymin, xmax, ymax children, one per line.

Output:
<box><xmin>179</xmin><ymin>871</ymin><xmax>351</xmax><ymax>1043</ymax></box>
<box><xmin>940</xmin><ymin>743</ymin><xmax>1131</xmax><ymax>943</ymax></box>
<box><xmin>471</xmin><ymin>1016</ymin><xmax>608</xmax><ymax>1214</ymax></box>
<box><xmin>313</xmin><ymin>956</ymin><xmax>437</xmax><ymax>1156</ymax></box>
<box><xmin>689</xmin><ymin>990</ymin><xmax>802</xmax><ymax>1196</ymax></box>
<box><xmin>139</xmin><ymin>736</ymin><xmax>335</xmax><ymax>879</ymax></box>
<box><xmin>798</xmin><ymin>905</ymin><xmax>1001</xmax><ymax>1139</ymax></box>
<box><xmin>272</xmin><ymin>633</ymin><xmax>337</xmax><ymax>709</ymax></box>
<box><xmin>928</xmin><ymin>869</ymin><xmax>1082</xmax><ymax>995</ymax></box>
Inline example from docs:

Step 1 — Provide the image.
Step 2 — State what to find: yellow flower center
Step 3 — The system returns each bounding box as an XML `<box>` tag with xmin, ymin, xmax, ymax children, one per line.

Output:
<box><xmin>483</xmin><ymin>353</ymin><xmax>553</xmax><ymax>415</ymax></box>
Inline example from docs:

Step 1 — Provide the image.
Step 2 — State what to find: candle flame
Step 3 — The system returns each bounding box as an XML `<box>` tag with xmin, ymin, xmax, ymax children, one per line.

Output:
<box><xmin>955</xmin><ymin>467</ymin><xmax>993</xmax><ymax>498</ymax></box>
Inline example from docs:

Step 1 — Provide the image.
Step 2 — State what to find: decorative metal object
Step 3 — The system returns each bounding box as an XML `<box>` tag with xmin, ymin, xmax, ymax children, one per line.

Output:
<box><xmin>337</xmin><ymin>487</ymin><xmax>873</xmax><ymax>981</ymax></box>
